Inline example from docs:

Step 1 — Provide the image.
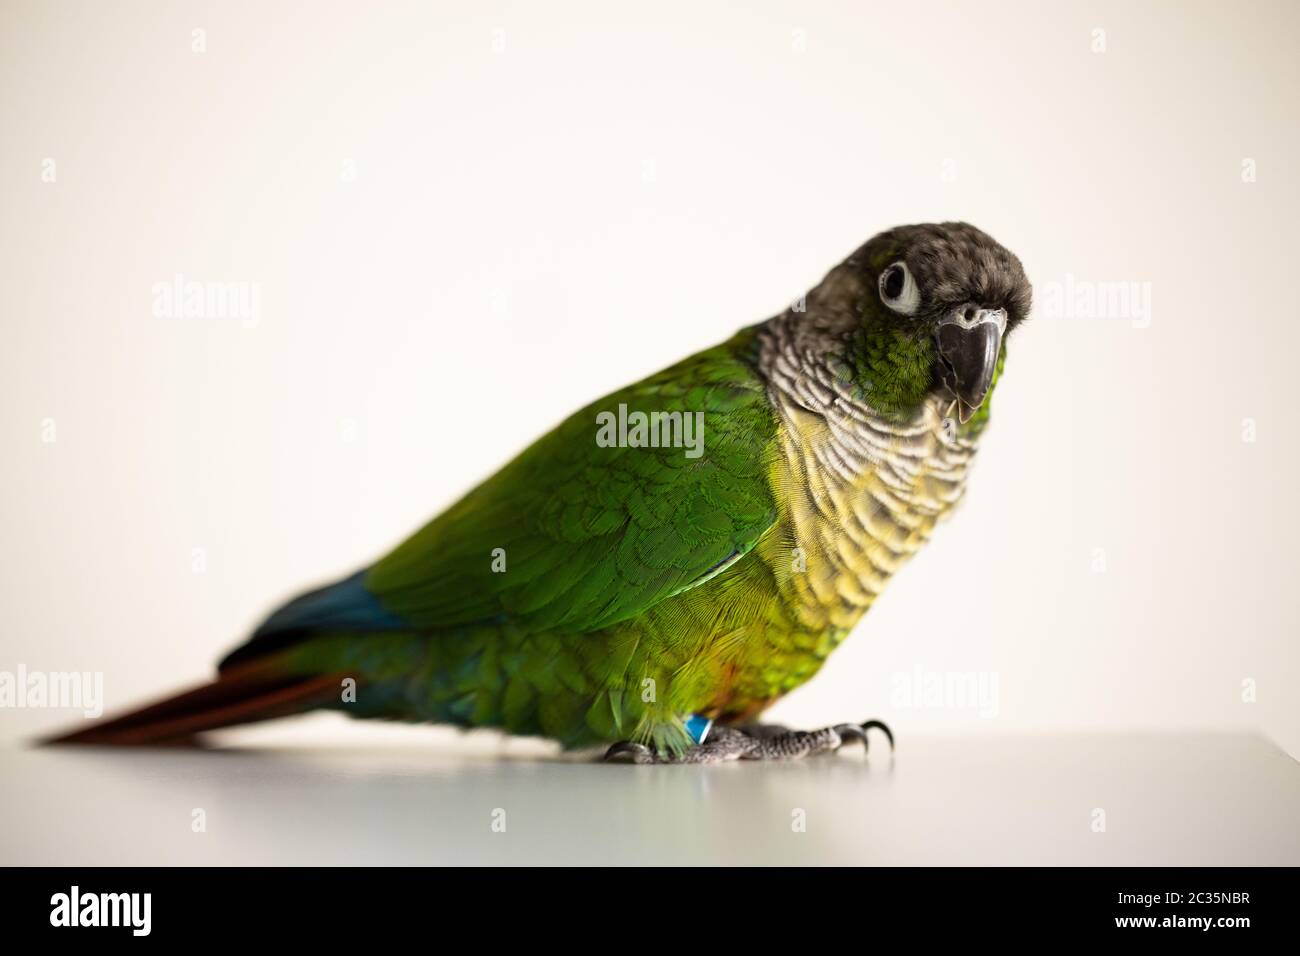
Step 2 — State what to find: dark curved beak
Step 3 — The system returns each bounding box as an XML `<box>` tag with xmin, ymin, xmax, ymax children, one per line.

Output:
<box><xmin>935</xmin><ymin>307</ymin><xmax>1006</xmax><ymax>424</ymax></box>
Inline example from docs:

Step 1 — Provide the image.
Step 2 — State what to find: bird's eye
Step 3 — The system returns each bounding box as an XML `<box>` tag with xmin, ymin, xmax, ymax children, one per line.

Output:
<box><xmin>878</xmin><ymin>261</ymin><xmax>920</xmax><ymax>316</ymax></box>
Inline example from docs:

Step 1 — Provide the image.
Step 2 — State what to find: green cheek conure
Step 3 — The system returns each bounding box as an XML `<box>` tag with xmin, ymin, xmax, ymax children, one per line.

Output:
<box><xmin>49</xmin><ymin>222</ymin><xmax>1032</xmax><ymax>763</ymax></box>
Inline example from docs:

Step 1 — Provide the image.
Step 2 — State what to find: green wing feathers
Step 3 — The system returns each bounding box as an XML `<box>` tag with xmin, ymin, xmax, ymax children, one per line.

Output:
<box><xmin>366</xmin><ymin>330</ymin><xmax>780</xmax><ymax>635</ymax></box>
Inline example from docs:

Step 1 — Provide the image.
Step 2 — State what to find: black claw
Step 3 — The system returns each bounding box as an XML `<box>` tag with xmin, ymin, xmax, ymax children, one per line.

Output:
<box><xmin>860</xmin><ymin>719</ymin><xmax>895</xmax><ymax>752</ymax></box>
<box><xmin>603</xmin><ymin>741</ymin><xmax>654</xmax><ymax>764</ymax></box>
<box><xmin>833</xmin><ymin>723</ymin><xmax>870</xmax><ymax>752</ymax></box>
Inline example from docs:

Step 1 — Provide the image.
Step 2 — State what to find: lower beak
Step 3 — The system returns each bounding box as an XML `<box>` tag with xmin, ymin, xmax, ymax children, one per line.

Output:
<box><xmin>935</xmin><ymin>308</ymin><xmax>1006</xmax><ymax>424</ymax></box>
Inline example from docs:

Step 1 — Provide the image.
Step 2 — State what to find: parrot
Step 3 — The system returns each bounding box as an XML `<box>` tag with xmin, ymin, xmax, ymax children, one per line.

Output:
<box><xmin>47</xmin><ymin>222</ymin><xmax>1031</xmax><ymax>763</ymax></box>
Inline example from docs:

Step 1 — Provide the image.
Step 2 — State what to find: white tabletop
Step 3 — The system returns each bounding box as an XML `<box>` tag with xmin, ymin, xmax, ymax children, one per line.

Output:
<box><xmin>3</xmin><ymin>732</ymin><xmax>1296</xmax><ymax>866</ymax></box>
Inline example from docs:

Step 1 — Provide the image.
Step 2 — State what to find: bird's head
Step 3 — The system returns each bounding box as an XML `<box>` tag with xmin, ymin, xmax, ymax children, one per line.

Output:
<box><xmin>832</xmin><ymin>222</ymin><xmax>1031</xmax><ymax>426</ymax></box>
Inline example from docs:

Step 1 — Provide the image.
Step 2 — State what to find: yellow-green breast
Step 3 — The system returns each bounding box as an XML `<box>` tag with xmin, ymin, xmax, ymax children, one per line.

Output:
<box><xmin>691</xmin><ymin>324</ymin><xmax>981</xmax><ymax>721</ymax></box>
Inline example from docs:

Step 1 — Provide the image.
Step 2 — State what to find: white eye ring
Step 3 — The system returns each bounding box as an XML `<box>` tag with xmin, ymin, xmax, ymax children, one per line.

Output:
<box><xmin>878</xmin><ymin>261</ymin><xmax>921</xmax><ymax>316</ymax></box>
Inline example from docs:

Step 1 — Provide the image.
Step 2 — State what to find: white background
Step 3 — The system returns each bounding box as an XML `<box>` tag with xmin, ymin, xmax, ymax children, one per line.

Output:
<box><xmin>2</xmin><ymin>0</ymin><xmax>1297</xmax><ymax>757</ymax></box>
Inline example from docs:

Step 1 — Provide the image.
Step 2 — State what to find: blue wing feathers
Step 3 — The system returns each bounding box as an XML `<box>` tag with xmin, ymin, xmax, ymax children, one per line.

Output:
<box><xmin>253</xmin><ymin>570</ymin><xmax>408</xmax><ymax>638</ymax></box>
<box><xmin>219</xmin><ymin>570</ymin><xmax>409</xmax><ymax>671</ymax></box>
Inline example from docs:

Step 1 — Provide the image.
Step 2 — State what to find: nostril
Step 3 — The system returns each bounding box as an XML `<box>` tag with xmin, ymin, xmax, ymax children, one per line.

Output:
<box><xmin>963</xmin><ymin>306</ymin><xmax>976</xmax><ymax>322</ymax></box>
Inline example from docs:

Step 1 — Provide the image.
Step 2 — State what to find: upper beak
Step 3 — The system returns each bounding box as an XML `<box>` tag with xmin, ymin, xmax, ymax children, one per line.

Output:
<box><xmin>935</xmin><ymin>307</ymin><xmax>1006</xmax><ymax>424</ymax></box>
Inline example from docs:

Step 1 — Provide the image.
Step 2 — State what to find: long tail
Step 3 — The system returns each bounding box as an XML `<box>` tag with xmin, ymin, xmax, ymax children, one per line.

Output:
<box><xmin>41</xmin><ymin>659</ymin><xmax>346</xmax><ymax>746</ymax></box>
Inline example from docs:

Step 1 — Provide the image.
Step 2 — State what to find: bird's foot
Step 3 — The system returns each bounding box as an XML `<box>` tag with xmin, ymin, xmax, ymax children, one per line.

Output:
<box><xmin>603</xmin><ymin>719</ymin><xmax>893</xmax><ymax>764</ymax></box>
